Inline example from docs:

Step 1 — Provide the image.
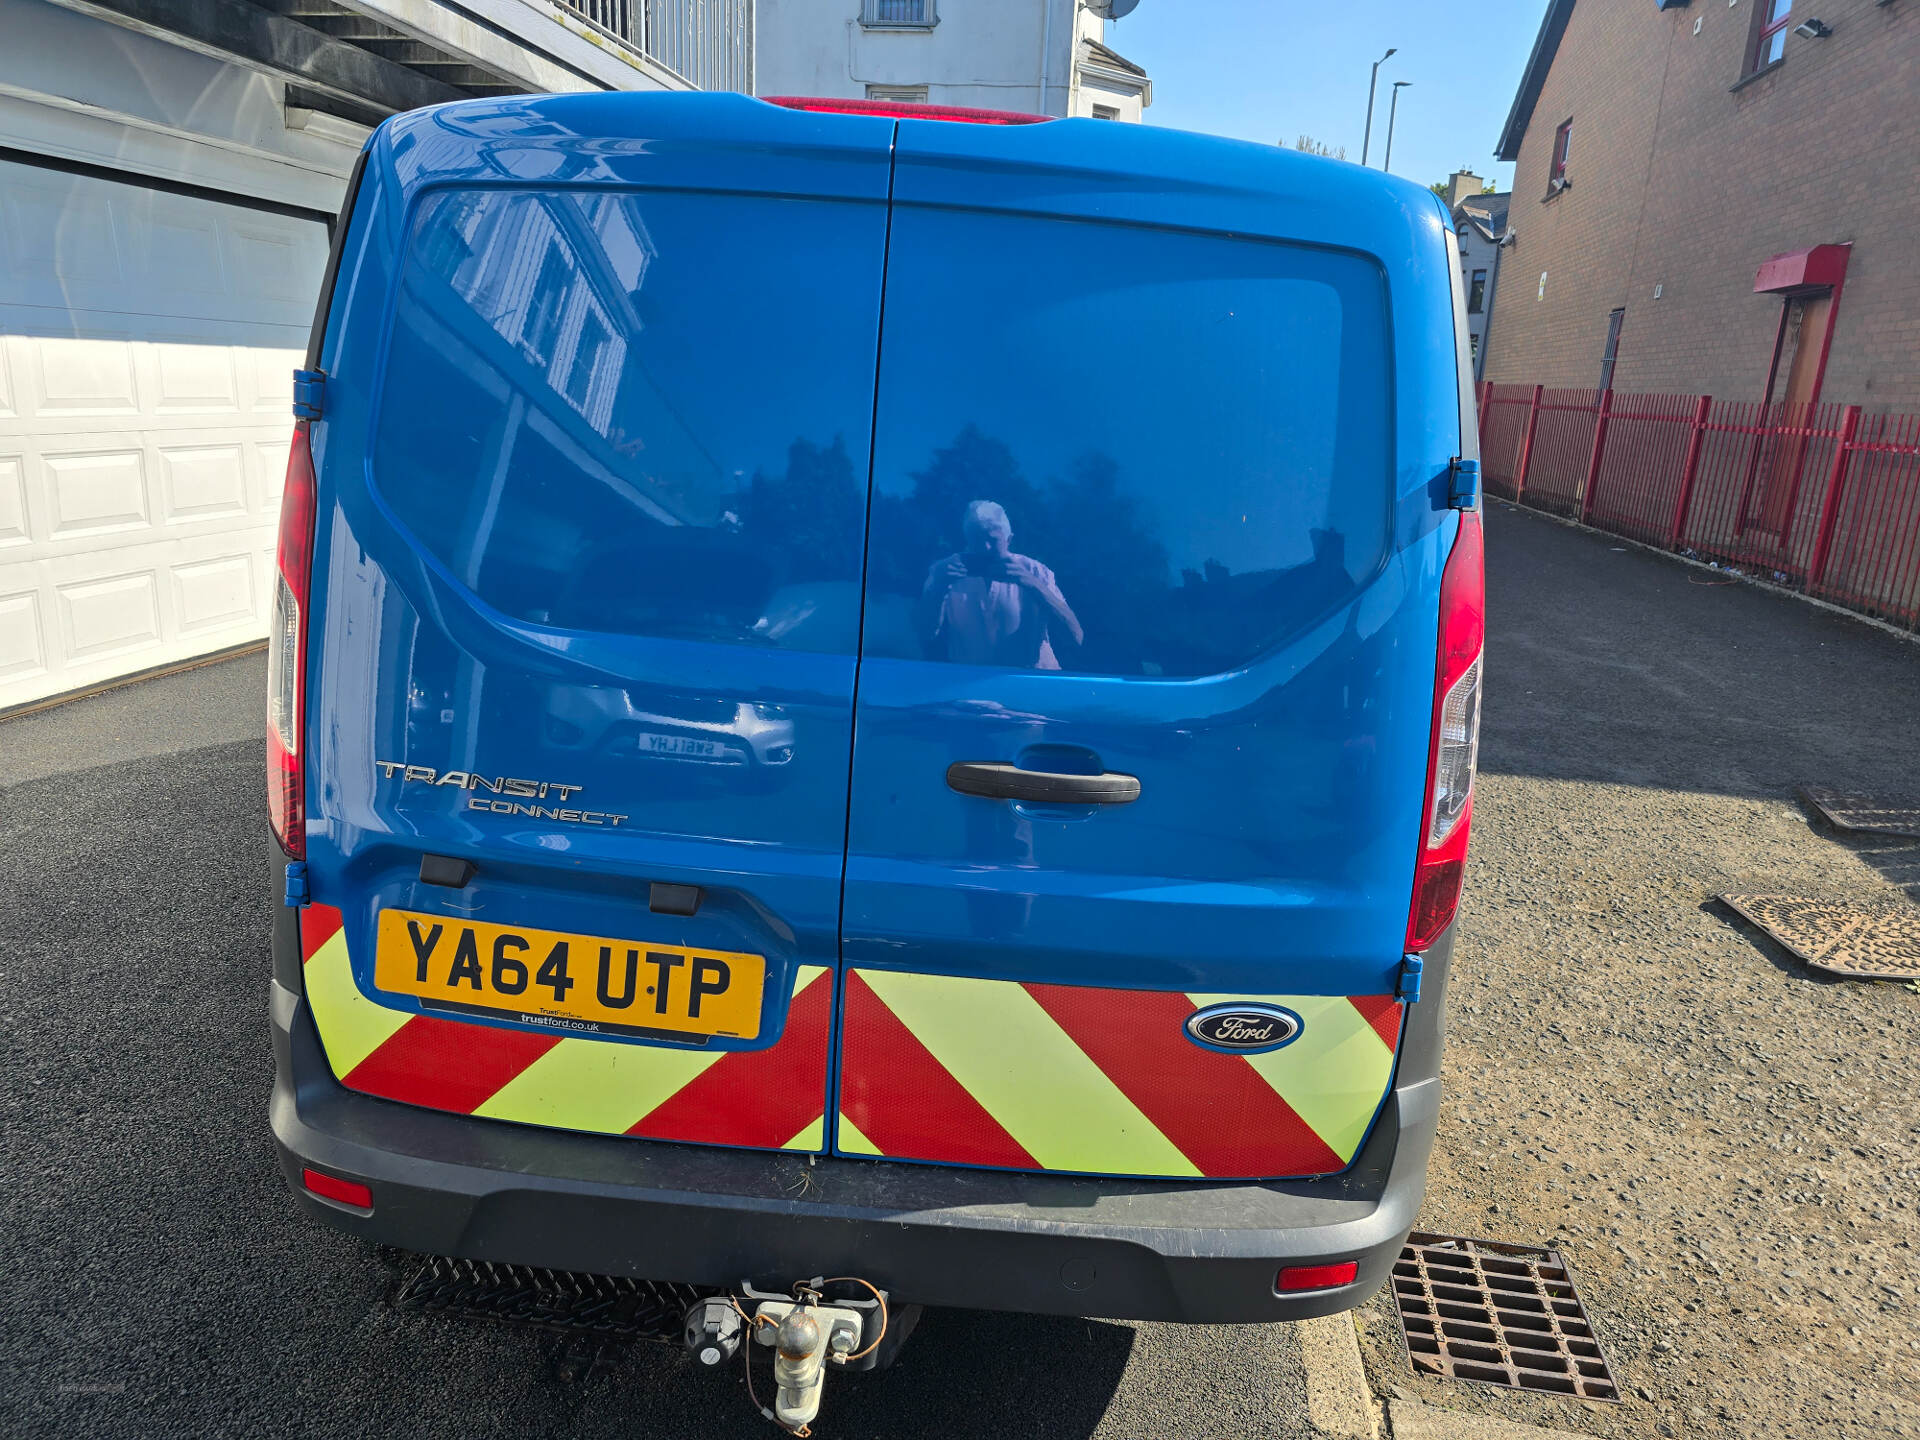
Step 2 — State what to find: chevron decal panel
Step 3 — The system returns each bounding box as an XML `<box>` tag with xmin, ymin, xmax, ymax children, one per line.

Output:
<box><xmin>297</xmin><ymin>905</ymin><xmax>832</xmax><ymax>1153</ymax></box>
<box><xmin>835</xmin><ymin>969</ymin><xmax>1403</xmax><ymax>1180</ymax></box>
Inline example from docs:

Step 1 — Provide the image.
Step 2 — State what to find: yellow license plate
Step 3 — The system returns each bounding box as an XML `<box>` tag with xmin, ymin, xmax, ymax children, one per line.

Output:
<box><xmin>373</xmin><ymin>909</ymin><xmax>765</xmax><ymax>1041</ymax></box>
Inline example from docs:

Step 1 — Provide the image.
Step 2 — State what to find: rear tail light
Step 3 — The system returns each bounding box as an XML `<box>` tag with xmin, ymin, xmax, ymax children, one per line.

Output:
<box><xmin>762</xmin><ymin>96</ymin><xmax>1053</xmax><ymax>125</ymax></box>
<box><xmin>267</xmin><ymin>422</ymin><xmax>317</xmax><ymax>857</ymax></box>
<box><xmin>1406</xmin><ymin>511</ymin><xmax>1485</xmax><ymax>951</ymax></box>
<box><xmin>1278</xmin><ymin>1261</ymin><xmax>1359</xmax><ymax>1293</ymax></box>
<box><xmin>301</xmin><ymin>1168</ymin><xmax>372</xmax><ymax>1211</ymax></box>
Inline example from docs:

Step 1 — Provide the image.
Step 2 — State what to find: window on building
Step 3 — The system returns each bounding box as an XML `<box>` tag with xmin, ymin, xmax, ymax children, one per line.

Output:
<box><xmin>1470</xmin><ymin>333</ymin><xmax>1480</xmax><ymax>361</ymax></box>
<box><xmin>1468</xmin><ymin>270</ymin><xmax>1487</xmax><ymax>313</ymax></box>
<box><xmin>865</xmin><ymin>85</ymin><xmax>929</xmax><ymax>103</ymax></box>
<box><xmin>1548</xmin><ymin>119</ymin><xmax>1572</xmax><ymax>193</ymax></box>
<box><xmin>1751</xmin><ymin>0</ymin><xmax>1792</xmax><ymax>70</ymax></box>
<box><xmin>861</xmin><ymin>0</ymin><xmax>935</xmax><ymax>26</ymax></box>
<box><xmin>1091</xmin><ymin>105</ymin><xmax>1121</xmax><ymax>120</ymax></box>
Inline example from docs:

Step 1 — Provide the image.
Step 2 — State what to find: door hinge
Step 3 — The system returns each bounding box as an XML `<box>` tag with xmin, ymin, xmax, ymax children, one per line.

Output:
<box><xmin>1396</xmin><ymin>953</ymin><xmax>1425</xmax><ymax>1003</ymax></box>
<box><xmin>284</xmin><ymin>861</ymin><xmax>310</xmax><ymax>908</ymax></box>
<box><xmin>1448</xmin><ymin>457</ymin><xmax>1480</xmax><ymax>509</ymax></box>
<box><xmin>292</xmin><ymin>368</ymin><xmax>326</xmax><ymax>420</ymax></box>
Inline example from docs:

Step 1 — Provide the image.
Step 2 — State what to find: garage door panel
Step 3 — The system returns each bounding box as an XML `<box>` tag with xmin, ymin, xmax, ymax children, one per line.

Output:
<box><xmin>58</xmin><ymin>569</ymin><xmax>161</xmax><ymax>662</ymax></box>
<box><xmin>32</xmin><ymin>338</ymin><xmax>141</xmax><ymax>417</ymax></box>
<box><xmin>159</xmin><ymin>444</ymin><xmax>250</xmax><ymax>522</ymax></box>
<box><xmin>0</xmin><ymin>456</ymin><xmax>25</xmax><ymax>545</ymax></box>
<box><xmin>152</xmin><ymin>343</ymin><xmax>242</xmax><ymax>414</ymax></box>
<box><xmin>44</xmin><ymin>448</ymin><xmax>150</xmax><ymax>538</ymax></box>
<box><xmin>170</xmin><ymin>553</ymin><xmax>256</xmax><ymax>634</ymax></box>
<box><xmin>0</xmin><ymin>589</ymin><xmax>47</xmax><ymax>681</ymax></box>
<box><xmin>0</xmin><ymin>157</ymin><xmax>327</xmax><ymax>709</ymax></box>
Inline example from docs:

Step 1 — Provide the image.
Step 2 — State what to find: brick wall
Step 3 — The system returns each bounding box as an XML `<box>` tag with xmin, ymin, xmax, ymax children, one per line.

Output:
<box><xmin>1483</xmin><ymin>0</ymin><xmax>1920</xmax><ymax>413</ymax></box>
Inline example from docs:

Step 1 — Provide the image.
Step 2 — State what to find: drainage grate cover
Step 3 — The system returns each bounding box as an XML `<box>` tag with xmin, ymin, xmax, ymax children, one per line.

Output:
<box><xmin>394</xmin><ymin>1256</ymin><xmax>713</xmax><ymax>1343</ymax></box>
<box><xmin>1391</xmin><ymin>1232</ymin><xmax>1619</xmax><ymax>1403</ymax></box>
<box><xmin>1798</xmin><ymin>786</ymin><xmax>1920</xmax><ymax>840</ymax></box>
<box><xmin>1720</xmin><ymin>894</ymin><xmax>1920</xmax><ymax>981</ymax></box>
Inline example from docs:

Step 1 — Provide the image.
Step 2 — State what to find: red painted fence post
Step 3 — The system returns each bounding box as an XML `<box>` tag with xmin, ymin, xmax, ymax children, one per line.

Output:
<box><xmin>1667</xmin><ymin>395</ymin><xmax>1713</xmax><ymax>550</ymax></box>
<box><xmin>1514</xmin><ymin>384</ymin><xmax>1544</xmax><ymax>504</ymax></box>
<box><xmin>1807</xmin><ymin>404</ymin><xmax>1863</xmax><ymax>592</ymax></box>
<box><xmin>1478</xmin><ymin>381</ymin><xmax>1492</xmax><ymax>449</ymax></box>
<box><xmin>1579</xmin><ymin>389</ymin><xmax>1614</xmax><ymax>524</ymax></box>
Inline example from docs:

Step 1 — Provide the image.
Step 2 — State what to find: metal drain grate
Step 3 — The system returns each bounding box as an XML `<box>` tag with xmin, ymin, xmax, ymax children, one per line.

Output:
<box><xmin>1720</xmin><ymin>894</ymin><xmax>1920</xmax><ymax>981</ymax></box>
<box><xmin>1798</xmin><ymin>786</ymin><xmax>1920</xmax><ymax>839</ymax></box>
<box><xmin>394</xmin><ymin>1256</ymin><xmax>714</xmax><ymax>1343</ymax></box>
<box><xmin>1392</xmin><ymin>1232</ymin><xmax>1619</xmax><ymax>1402</ymax></box>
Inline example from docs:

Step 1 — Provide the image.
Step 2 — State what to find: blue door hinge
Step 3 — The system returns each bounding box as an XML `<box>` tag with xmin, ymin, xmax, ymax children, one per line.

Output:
<box><xmin>292</xmin><ymin>369</ymin><xmax>326</xmax><ymax>420</ymax></box>
<box><xmin>1448</xmin><ymin>457</ymin><xmax>1480</xmax><ymax>509</ymax></box>
<box><xmin>284</xmin><ymin>861</ymin><xmax>310</xmax><ymax>908</ymax></box>
<box><xmin>1397</xmin><ymin>953</ymin><xmax>1425</xmax><ymax>1003</ymax></box>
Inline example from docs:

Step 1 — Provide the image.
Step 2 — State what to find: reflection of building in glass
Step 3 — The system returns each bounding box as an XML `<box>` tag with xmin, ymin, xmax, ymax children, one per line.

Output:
<box><xmin>418</xmin><ymin>190</ymin><xmax>652</xmax><ymax>435</ymax></box>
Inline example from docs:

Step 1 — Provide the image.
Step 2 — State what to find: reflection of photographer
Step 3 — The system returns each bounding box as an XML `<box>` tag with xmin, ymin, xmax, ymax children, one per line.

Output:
<box><xmin>920</xmin><ymin>500</ymin><xmax>1083</xmax><ymax>669</ymax></box>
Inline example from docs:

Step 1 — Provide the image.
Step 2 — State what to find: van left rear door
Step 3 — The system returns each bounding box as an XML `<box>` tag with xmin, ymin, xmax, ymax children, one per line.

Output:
<box><xmin>297</xmin><ymin>97</ymin><xmax>894</xmax><ymax>1155</ymax></box>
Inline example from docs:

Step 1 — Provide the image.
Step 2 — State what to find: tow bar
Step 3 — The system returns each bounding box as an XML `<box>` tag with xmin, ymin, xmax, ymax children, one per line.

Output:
<box><xmin>683</xmin><ymin>1277</ymin><xmax>897</xmax><ymax>1434</ymax></box>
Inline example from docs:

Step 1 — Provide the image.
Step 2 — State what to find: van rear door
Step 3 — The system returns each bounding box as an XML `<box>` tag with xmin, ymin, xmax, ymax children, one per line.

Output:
<box><xmin>833</xmin><ymin>119</ymin><xmax>1460</xmax><ymax>1179</ymax></box>
<box><xmin>298</xmin><ymin>97</ymin><xmax>894</xmax><ymax>1153</ymax></box>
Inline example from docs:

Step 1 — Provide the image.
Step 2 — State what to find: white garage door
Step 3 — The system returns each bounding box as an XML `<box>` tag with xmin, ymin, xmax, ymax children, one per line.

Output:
<box><xmin>0</xmin><ymin>158</ymin><xmax>331</xmax><ymax>711</ymax></box>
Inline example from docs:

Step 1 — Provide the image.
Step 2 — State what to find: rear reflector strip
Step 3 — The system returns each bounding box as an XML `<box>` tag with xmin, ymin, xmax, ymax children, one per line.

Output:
<box><xmin>1278</xmin><ymin>1261</ymin><xmax>1359</xmax><ymax>1293</ymax></box>
<box><xmin>301</xmin><ymin>1168</ymin><xmax>373</xmax><ymax>1210</ymax></box>
<box><xmin>761</xmin><ymin>95</ymin><xmax>1053</xmax><ymax>125</ymax></box>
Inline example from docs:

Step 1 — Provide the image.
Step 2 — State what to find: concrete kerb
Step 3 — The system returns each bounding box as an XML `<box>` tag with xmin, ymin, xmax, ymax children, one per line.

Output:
<box><xmin>1295</xmin><ymin>1310</ymin><xmax>1600</xmax><ymax>1440</ymax></box>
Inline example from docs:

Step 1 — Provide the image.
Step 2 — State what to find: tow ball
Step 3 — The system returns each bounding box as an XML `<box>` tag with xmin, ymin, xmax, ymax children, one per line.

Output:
<box><xmin>683</xmin><ymin>1278</ymin><xmax>888</xmax><ymax>1434</ymax></box>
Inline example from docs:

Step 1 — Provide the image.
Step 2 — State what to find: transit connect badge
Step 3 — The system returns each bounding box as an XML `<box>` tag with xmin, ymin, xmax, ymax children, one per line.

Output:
<box><xmin>1183</xmin><ymin>1003</ymin><xmax>1303</xmax><ymax>1055</ymax></box>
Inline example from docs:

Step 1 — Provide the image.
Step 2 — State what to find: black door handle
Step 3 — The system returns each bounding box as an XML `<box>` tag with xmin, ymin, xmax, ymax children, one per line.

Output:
<box><xmin>946</xmin><ymin>762</ymin><xmax>1141</xmax><ymax>805</ymax></box>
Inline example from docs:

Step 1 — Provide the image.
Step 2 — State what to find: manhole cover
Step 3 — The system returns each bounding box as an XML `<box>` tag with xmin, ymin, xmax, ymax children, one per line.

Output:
<box><xmin>394</xmin><ymin>1256</ymin><xmax>712</xmax><ymax>1343</ymax></box>
<box><xmin>1720</xmin><ymin>894</ymin><xmax>1920</xmax><ymax>980</ymax></box>
<box><xmin>1391</xmin><ymin>1232</ymin><xmax>1619</xmax><ymax>1402</ymax></box>
<box><xmin>1798</xmin><ymin>786</ymin><xmax>1920</xmax><ymax>839</ymax></box>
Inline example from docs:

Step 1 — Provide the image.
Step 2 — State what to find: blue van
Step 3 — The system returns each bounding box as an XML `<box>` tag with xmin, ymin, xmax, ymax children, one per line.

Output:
<box><xmin>269</xmin><ymin>90</ymin><xmax>1483</xmax><ymax>1400</ymax></box>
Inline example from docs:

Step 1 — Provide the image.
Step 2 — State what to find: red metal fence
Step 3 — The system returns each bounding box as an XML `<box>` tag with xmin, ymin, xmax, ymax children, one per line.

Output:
<box><xmin>1478</xmin><ymin>382</ymin><xmax>1920</xmax><ymax>632</ymax></box>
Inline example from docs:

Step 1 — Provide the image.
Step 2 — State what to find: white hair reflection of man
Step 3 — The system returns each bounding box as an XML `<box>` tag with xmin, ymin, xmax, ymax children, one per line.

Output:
<box><xmin>920</xmin><ymin>500</ymin><xmax>1083</xmax><ymax>669</ymax></box>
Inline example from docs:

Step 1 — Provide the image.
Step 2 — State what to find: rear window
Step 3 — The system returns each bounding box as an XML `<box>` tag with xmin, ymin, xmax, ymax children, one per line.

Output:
<box><xmin>369</xmin><ymin>187</ymin><xmax>885</xmax><ymax>653</ymax></box>
<box><xmin>862</xmin><ymin>209</ymin><xmax>1392</xmax><ymax>678</ymax></box>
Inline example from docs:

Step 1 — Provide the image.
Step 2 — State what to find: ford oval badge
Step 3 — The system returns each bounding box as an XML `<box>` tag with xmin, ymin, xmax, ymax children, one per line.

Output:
<box><xmin>1184</xmin><ymin>1003</ymin><xmax>1303</xmax><ymax>1055</ymax></box>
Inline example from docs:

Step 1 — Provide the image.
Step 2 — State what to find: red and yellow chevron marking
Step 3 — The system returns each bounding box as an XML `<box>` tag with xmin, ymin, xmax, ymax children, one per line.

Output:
<box><xmin>836</xmin><ymin>970</ymin><xmax>1403</xmax><ymax>1180</ymax></box>
<box><xmin>298</xmin><ymin>906</ymin><xmax>832</xmax><ymax>1152</ymax></box>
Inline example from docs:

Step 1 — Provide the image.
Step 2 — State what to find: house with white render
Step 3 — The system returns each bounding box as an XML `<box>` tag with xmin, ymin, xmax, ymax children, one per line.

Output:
<box><xmin>754</xmin><ymin>0</ymin><xmax>1152</xmax><ymax>121</ymax></box>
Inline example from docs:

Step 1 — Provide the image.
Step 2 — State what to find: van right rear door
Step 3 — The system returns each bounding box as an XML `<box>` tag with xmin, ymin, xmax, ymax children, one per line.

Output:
<box><xmin>833</xmin><ymin>118</ymin><xmax>1463</xmax><ymax>1181</ymax></box>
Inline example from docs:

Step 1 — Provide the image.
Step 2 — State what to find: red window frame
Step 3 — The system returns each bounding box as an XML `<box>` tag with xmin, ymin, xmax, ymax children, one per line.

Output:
<box><xmin>1752</xmin><ymin>0</ymin><xmax>1792</xmax><ymax>71</ymax></box>
<box><xmin>1548</xmin><ymin>119</ymin><xmax>1572</xmax><ymax>192</ymax></box>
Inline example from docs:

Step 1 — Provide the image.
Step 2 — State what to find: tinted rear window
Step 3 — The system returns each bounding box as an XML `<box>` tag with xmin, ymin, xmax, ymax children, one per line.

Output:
<box><xmin>862</xmin><ymin>209</ymin><xmax>1392</xmax><ymax>678</ymax></box>
<box><xmin>369</xmin><ymin>188</ymin><xmax>885</xmax><ymax>654</ymax></box>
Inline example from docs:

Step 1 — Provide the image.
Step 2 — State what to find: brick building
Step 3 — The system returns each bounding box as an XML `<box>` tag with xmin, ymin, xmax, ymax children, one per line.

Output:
<box><xmin>1485</xmin><ymin>0</ymin><xmax>1920</xmax><ymax>413</ymax></box>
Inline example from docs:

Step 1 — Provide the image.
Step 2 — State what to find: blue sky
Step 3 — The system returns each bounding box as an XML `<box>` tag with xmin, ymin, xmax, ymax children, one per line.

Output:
<box><xmin>1107</xmin><ymin>0</ymin><xmax>1546</xmax><ymax>195</ymax></box>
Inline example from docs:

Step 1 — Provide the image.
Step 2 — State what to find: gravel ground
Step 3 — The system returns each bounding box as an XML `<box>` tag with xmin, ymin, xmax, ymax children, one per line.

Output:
<box><xmin>1355</xmin><ymin>508</ymin><xmax>1920</xmax><ymax>1440</ymax></box>
<box><xmin>0</xmin><ymin>664</ymin><xmax>1311</xmax><ymax>1440</ymax></box>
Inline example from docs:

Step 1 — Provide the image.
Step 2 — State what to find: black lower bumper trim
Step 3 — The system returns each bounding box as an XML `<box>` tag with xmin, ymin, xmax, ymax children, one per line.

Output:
<box><xmin>271</xmin><ymin>932</ymin><xmax>1449</xmax><ymax>1325</ymax></box>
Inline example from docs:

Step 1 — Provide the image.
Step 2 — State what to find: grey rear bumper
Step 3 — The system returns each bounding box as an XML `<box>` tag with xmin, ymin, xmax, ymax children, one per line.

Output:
<box><xmin>270</xmin><ymin>908</ymin><xmax>1448</xmax><ymax>1324</ymax></box>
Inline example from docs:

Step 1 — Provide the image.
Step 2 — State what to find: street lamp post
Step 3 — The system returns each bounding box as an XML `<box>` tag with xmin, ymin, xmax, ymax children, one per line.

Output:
<box><xmin>1382</xmin><ymin>81</ymin><xmax>1412</xmax><ymax>172</ymax></box>
<box><xmin>1359</xmin><ymin>47</ymin><xmax>1396</xmax><ymax>167</ymax></box>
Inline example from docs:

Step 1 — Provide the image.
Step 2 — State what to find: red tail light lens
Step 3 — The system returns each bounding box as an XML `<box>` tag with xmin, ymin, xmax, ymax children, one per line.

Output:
<box><xmin>267</xmin><ymin>422</ymin><xmax>316</xmax><ymax>858</ymax></box>
<box><xmin>1407</xmin><ymin>511</ymin><xmax>1485</xmax><ymax>951</ymax></box>
<box><xmin>1277</xmin><ymin>1261</ymin><xmax>1359</xmax><ymax>1293</ymax></box>
<box><xmin>301</xmin><ymin>1168</ymin><xmax>372</xmax><ymax>1210</ymax></box>
<box><xmin>762</xmin><ymin>96</ymin><xmax>1053</xmax><ymax>125</ymax></box>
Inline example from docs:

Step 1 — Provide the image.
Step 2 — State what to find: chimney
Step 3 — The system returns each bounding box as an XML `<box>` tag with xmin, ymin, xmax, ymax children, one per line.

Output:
<box><xmin>1446</xmin><ymin>170</ymin><xmax>1484</xmax><ymax>209</ymax></box>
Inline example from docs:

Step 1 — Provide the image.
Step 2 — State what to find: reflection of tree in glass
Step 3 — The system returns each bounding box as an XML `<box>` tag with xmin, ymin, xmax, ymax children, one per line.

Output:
<box><xmin>737</xmin><ymin>436</ymin><xmax>865</xmax><ymax>586</ymax></box>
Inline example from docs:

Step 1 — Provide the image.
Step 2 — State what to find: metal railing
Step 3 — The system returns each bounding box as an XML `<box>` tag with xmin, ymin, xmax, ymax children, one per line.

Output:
<box><xmin>559</xmin><ymin>0</ymin><xmax>753</xmax><ymax>93</ymax></box>
<box><xmin>1480</xmin><ymin>381</ymin><xmax>1920</xmax><ymax>633</ymax></box>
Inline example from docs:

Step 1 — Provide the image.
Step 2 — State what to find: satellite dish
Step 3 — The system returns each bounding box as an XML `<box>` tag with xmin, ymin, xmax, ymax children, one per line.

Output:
<box><xmin>1104</xmin><ymin>0</ymin><xmax>1141</xmax><ymax>17</ymax></box>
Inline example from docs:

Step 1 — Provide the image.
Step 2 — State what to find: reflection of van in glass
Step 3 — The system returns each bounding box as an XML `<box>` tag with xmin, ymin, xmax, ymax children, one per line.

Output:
<box><xmin>269</xmin><ymin>93</ymin><xmax>1484</xmax><ymax>1403</ymax></box>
